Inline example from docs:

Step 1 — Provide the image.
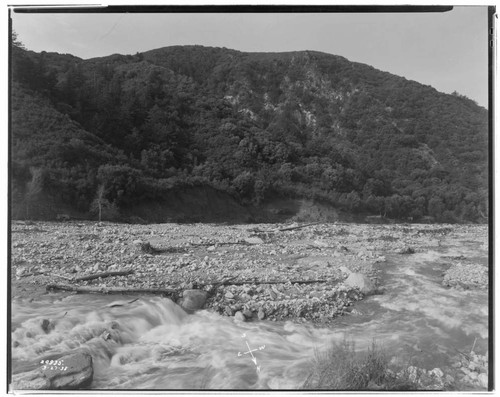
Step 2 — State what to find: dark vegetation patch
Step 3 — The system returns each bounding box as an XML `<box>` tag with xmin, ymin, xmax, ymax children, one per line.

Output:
<box><xmin>302</xmin><ymin>340</ymin><xmax>421</xmax><ymax>390</ymax></box>
<box><xmin>11</xmin><ymin>40</ymin><xmax>488</xmax><ymax>223</ymax></box>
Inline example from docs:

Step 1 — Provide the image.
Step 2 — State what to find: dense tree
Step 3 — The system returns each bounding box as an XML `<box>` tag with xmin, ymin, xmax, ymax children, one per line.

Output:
<box><xmin>10</xmin><ymin>44</ymin><xmax>488</xmax><ymax>223</ymax></box>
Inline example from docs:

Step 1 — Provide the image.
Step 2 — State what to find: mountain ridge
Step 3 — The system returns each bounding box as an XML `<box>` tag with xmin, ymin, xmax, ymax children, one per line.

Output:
<box><xmin>11</xmin><ymin>44</ymin><xmax>488</xmax><ymax>223</ymax></box>
<box><xmin>27</xmin><ymin>45</ymin><xmax>486</xmax><ymax>109</ymax></box>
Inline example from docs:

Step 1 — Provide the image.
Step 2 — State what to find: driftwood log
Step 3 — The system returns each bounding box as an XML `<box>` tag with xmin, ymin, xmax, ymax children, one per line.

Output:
<box><xmin>46</xmin><ymin>278</ymin><xmax>332</xmax><ymax>294</ymax></box>
<box><xmin>240</xmin><ymin>222</ymin><xmax>324</xmax><ymax>235</ymax></box>
<box><xmin>225</xmin><ymin>279</ymin><xmax>330</xmax><ymax>286</ymax></box>
<box><xmin>140</xmin><ymin>242</ymin><xmax>189</xmax><ymax>254</ymax></box>
<box><xmin>195</xmin><ymin>278</ymin><xmax>331</xmax><ymax>287</ymax></box>
<box><xmin>275</xmin><ymin>222</ymin><xmax>323</xmax><ymax>232</ymax></box>
<box><xmin>46</xmin><ymin>284</ymin><xmax>177</xmax><ymax>296</ymax></box>
<box><xmin>75</xmin><ymin>269</ymin><xmax>134</xmax><ymax>282</ymax></box>
<box><xmin>190</xmin><ymin>241</ymin><xmax>247</xmax><ymax>247</ymax></box>
<box><xmin>104</xmin><ymin>298</ymin><xmax>140</xmax><ymax>308</ymax></box>
<box><xmin>19</xmin><ymin>271</ymin><xmax>46</xmax><ymax>278</ymax></box>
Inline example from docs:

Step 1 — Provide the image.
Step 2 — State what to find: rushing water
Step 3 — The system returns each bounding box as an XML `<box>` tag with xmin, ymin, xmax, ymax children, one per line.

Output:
<box><xmin>11</xmin><ymin>239</ymin><xmax>488</xmax><ymax>390</ymax></box>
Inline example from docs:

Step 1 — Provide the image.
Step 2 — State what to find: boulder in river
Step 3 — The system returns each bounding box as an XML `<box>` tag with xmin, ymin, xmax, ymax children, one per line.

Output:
<box><xmin>224</xmin><ymin>305</ymin><xmax>234</xmax><ymax>316</ymax></box>
<box><xmin>179</xmin><ymin>289</ymin><xmax>208</xmax><ymax>313</ymax></box>
<box><xmin>242</xmin><ymin>309</ymin><xmax>253</xmax><ymax>319</ymax></box>
<box><xmin>234</xmin><ymin>311</ymin><xmax>246</xmax><ymax>322</ymax></box>
<box><xmin>399</xmin><ymin>246</ymin><xmax>416</xmax><ymax>254</ymax></box>
<box><xmin>40</xmin><ymin>319</ymin><xmax>54</xmax><ymax>333</ymax></box>
<box><xmin>344</xmin><ymin>272</ymin><xmax>377</xmax><ymax>295</ymax></box>
<box><xmin>12</xmin><ymin>351</ymin><xmax>93</xmax><ymax>390</ymax></box>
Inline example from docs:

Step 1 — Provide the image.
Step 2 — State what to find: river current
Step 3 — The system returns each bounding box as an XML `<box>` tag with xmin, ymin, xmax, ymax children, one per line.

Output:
<box><xmin>11</xmin><ymin>238</ymin><xmax>489</xmax><ymax>390</ymax></box>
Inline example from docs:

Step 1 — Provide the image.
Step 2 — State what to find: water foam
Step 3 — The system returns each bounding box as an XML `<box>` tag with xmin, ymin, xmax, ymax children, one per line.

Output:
<box><xmin>11</xmin><ymin>239</ymin><xmax>489</xmax><ymax>389</ymax></box>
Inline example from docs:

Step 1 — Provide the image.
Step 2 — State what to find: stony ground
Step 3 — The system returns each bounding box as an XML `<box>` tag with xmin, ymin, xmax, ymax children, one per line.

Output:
<box><xmin>442</xmin><ymin>262</ymin><xmax>488</xmax><ymax>290</ymax></box>
<box><xmin>11</xmin><ymin>220</ymin><xmax>488</xmax><ymax>325</ymax></box>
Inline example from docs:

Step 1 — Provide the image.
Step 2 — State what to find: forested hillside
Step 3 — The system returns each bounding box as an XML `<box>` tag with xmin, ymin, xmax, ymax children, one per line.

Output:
<box><xmin>10</xmin><ymin>43</ymin><xmax>489</xmax><ymax>223</ymax></box>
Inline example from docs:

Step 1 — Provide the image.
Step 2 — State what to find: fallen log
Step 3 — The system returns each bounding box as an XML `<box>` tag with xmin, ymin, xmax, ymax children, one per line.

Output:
<box><xmin>195</xmin><ymin>276</ymin><xmax>237</xmax><ymax>287</ymax></box>
<box><xmin>307</xmin><ymin>244</ymin><xmax>336</xmax><ymax>250</ymax></box>
<box><xmin>196</xmin><ymin>278</ymin><xmax>331</xmax><ymax>287</ymax></box>
<box><xmin>190</xmin><ymin>241</ymin><xmax>247</xmax><ymax>247</ymax></box>
<box><xmin>104</xmin><ymin>297</ymin><xmax>140</xmax><ymax>308</ymax></box>
<box><xmin>189</xmin><ymin>242</ymin><xmax>212</xmax><ymax>247</ymax></box>
<box><xmin>454</xmin><ymin>347</ymin><xmax>471</xmax><ymax>361</ymax></box>
<box><xmin>139</xmin><ymin>243</ymin><xmax>188</xmax><ymax>254</ymax></box>
<box><xmin>46</xmin><ymin>283</ymin><xmax>177</xmax><ymax>296</ymax></box>
<box><xmin>275</xmin><ymin>222</ymin><xmax>323</xmax><ymax>232</ymax></box>
<box><xmin>75</xmin><ymin>269</ymin><xmax>134</xmax><ymax>282</ymax></box>
<box><xmin>163</xmin><ymin>246</ymin><xmax>189</xmax><ymax>253</ymax></box>
<box><xmin>212</xmin><ymin>276</ymin><xmax>237</xmax><ymax>284</ymax></box>
<box><xmin>240</xmin><ymin>279</ymin><xmax>330</xmax><ymax>285</ymax></box>
<box><xmin>470</xmin><ymin>337</ymin><xmax>477</xmax><ymax>354</ymax></box>
<box><xmin>19</xmin><ymin>270</ymin><xmax>47</xmax><ymax>278</ymax></box>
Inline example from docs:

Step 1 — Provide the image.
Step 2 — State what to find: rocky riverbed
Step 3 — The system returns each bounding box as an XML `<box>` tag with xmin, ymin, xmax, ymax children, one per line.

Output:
<box><xmin>11</xmin><ymin>221</ymin><xmax>488</xmax><ymax>323</ymax></box>
<box><xmin>10</xmin><ymin>221</ymin><xmax>489</xmax><ymax>390</ymax></box>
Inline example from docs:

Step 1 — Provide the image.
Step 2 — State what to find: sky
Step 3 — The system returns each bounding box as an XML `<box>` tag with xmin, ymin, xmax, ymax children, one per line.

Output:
<box><xmin>10</xmin><ymin>6</ymin><xmax>490</xmax><ymax>107</ymax></box>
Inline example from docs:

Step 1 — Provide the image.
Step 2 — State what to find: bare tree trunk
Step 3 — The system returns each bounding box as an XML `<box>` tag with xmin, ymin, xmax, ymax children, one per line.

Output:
<box><xmin>46</xmin><ymin>284</ymin><xmax>178</xmax><ymax>296</ymax></box>
<box><xmin>25</xmin><ymin>167</ymin><xmax>44</xmax><ymax>220</ymax></box>
<box><xmin>94</xmin><ymin>184</ymin><xmax>105</xmax><ymax>222</ymax></box>
<box><xmin>75</xmin><ymin>269</ymin><xmax>134</xmax><ymax>282</ymax></box>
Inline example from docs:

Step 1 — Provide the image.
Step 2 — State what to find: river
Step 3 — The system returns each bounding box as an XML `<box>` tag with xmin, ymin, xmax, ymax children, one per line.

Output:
<box><xmin>11</xmin><ymin>237</ymin><xmax>489</xmax><ymax>390</ymax></box>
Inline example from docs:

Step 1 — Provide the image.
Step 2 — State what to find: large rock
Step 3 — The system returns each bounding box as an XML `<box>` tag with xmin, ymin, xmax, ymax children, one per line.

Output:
<box><xmin>179</xmin><ymin>289</ymin><xmax>208</xmax><ymax>313</ymax></box>
<box><xmin>344</xmin><ymin>272</ymin><xmax>376</xmax><ymax>295</ymax></box>
<box><xmin>244</xmin><ymin>237</ymin><xmax>264</xmax><ymax>245</ymax></box>
<box><xmin>234</xmin><ymin>311</ymin><xmax>246</xmax><ymax>322</ymax></box>
<box><xmin>399</xmin><ymin>246</ymin><xmax>416</xmax><ymax>254</ymax></box>
<box><xmin>242</xmin><ymin>309</ymin><xmax>253</xmax><ymax>319</ymax></box>
<box><xmin>478</xmin><ymin>373</ymin><xmax>488</xmax><ymax>388</ymax></box>
<box><xmin>12</xmin><ymin>352</ymin><xmax>93</xmax><ymax>390</ymax></box>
